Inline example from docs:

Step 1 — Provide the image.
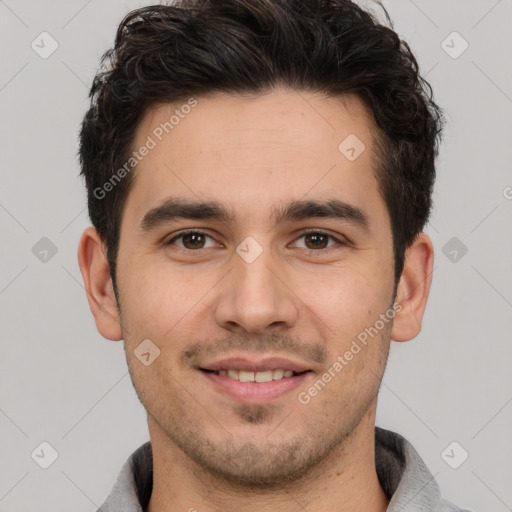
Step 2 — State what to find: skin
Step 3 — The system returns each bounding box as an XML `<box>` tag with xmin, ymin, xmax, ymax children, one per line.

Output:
<box><xmin>78</xmin><ymin>86</ymin><xmax>433</xmax><ymax>512</ymax></box>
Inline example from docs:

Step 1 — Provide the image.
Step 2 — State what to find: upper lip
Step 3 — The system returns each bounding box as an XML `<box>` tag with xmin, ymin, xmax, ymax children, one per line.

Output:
<box><xmin>199</xmin><ymin>356</ymin><xmax>312</xmax><ymax>373</ymax></box>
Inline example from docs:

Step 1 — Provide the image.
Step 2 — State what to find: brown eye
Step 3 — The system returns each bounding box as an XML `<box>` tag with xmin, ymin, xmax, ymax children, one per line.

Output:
<box><xmin>293</xmin><ymin>230</ymin><xmax>342</xmax><ymax>251</ymax></box>
<box><xmin>181</xmin><ymin>232</ymin><xmax>206</xmax><ymax>249</ymax></box>
<box><xmin>166</xmin><ymin>230</ymin><xmax>216</xmax><ymax>250</ymax></box>
<box><xmin>304</xmin><ymin>233</ymin><xmax>330</xmax><ymax>249</ymax></box>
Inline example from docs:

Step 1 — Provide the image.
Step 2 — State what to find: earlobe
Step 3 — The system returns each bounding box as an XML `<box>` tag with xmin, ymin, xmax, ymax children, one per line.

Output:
<box><xmin>390</xmin><ymin>232</ymin><xmax>434</xmax><ymax>342</ymax></box>
<box><xmin>77</xmin><ymin>226</ymin><xmax>123</xmax><ymax>341</ymax></box>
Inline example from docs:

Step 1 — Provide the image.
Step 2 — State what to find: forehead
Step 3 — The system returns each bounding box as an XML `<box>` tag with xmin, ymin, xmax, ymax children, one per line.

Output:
<box><xmin>124</xmin><ymin>87</ymin><xmax>384</xmax><ymax>228</ymax></box>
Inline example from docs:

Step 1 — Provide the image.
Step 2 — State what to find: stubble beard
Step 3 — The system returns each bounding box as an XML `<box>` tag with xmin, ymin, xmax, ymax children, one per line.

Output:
<box><xmin>120</xmin><ymin>297</ymin><xmax>392</xmax><ymax>490</ymax></box>
<box><xmin>131</xmin><ymin>349</ymin><xmax>389</xmax><ymax>491</ymax></box>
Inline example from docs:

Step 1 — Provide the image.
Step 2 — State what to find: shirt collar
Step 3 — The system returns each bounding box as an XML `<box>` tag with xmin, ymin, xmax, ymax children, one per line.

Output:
<box><xmin>97</xmin><ymin>426</ymin><xmax>462</xmax><ymax>512</ymax></box>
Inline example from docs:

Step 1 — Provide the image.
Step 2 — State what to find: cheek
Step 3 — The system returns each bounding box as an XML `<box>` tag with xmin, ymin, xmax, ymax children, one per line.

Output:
<box><xmin>119</xmin><ymin>259</ymin><xmax>217</xmax><ymax>341</ymax></box>
<box><xmin>294</xmin><ymin>261</ymin><xmax>391</xmax><ymax>337</ymax></box>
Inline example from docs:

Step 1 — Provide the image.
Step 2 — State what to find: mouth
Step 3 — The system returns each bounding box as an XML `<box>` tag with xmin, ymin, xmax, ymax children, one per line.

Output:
<box><xmin>198</xmin><ymin>360</ymin><xmax>313</xmax><ymax>402</ymax></box>
<box><xmin>200</xmin><ymin>368</ymin><xmax>310</xmax><ymax>382</ymax></box>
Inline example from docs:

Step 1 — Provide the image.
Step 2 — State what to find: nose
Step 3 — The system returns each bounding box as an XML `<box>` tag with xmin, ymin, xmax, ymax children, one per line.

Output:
<box><xmin>213</xmin><ymin>243</ymin><xmax>299</xmax><ymax>335</ymax></box>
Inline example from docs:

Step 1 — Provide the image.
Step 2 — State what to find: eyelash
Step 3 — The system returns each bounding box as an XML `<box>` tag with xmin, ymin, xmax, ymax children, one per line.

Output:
<box><xmin>165</xmin><ymin>228</ymin><xmax>347</xmax><ymax>253</ymax></box>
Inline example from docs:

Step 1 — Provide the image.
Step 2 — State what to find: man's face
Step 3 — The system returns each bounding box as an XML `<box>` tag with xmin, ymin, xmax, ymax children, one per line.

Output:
<box><xmin>115</xmin><ymin>87</ymin><xmax>396</xmax><ymax>486</ymax></box>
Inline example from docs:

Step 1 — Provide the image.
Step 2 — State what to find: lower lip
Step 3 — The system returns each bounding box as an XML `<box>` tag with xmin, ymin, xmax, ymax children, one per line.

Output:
<box><xmin>200</xmin><ymin>370</ymin><xmax>312</xmax><ymax>402</ymax></box>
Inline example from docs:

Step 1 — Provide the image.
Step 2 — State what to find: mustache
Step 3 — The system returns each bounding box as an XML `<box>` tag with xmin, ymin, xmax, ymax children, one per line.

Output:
<box><xmin>181</xmin><ymin>333</ymin><xmax>327</xmax><ymax>366</ymax></box>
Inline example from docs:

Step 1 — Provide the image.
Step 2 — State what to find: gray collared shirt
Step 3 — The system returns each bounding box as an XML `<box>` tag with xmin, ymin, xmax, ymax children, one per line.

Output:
<box><xmin>97</xmin><ymin>427</ymin><xmax>469</xmax><ymax>511</ymax></box>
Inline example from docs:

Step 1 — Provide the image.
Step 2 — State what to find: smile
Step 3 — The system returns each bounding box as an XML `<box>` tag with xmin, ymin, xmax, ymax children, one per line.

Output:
<box><xmin>199</xmin><ymin>368</ymin><xmax>312</xmax><ymax>402</ymax></box>
<box><xmin>202</xmin><ymin>368</ymin><xmax>307</xmax><ymax>382</ymax></box>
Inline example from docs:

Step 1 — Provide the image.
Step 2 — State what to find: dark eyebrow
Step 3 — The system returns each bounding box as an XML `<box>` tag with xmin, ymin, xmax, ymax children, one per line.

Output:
<box><xmin>271</xmin><ymin>199</ymin><xmax>369</xmax><ymax>231</ymax></box>
<box><xmin>139</xmin><ymin>196</ymin><xmax>370</xmax><ymax>233</ymax></box>
<box><xmin>139</xmin><ymin>197</ymin><xmax>235</xmax><ymax>232</ymax></box>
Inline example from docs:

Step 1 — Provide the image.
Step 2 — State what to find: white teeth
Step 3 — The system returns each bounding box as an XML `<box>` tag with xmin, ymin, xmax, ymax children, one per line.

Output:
<box><xmin>273</xmin><ymin>369</ymin><xmax>284</xmax><ymax>380</ymax></box>
<box><xmin>215</xmin><ymin>369</ymin><xmax>299</xmax><ymax>382</ymax></box>
<box><xmin>255</xmin><ymin>370</ymin><xmax>273</xmax><ymax>383</ymax></box>
<box><xmin>238</xmin><ymin>370</ymin><xmax>253</xmax><ymax>383</ymax></box>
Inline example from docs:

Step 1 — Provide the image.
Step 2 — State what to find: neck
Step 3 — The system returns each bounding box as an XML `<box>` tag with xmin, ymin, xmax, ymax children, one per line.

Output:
<box><xmin>147</xmin><ymin>407</ymin><xmax>389</xmax><ymax>512</ymax></box>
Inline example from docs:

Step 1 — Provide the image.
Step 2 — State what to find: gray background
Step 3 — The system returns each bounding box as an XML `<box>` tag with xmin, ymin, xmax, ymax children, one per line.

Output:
<box><xmin>1</xmin><ymin>0</ymin><xmax>511</xmax><ymax>510</ymax></box>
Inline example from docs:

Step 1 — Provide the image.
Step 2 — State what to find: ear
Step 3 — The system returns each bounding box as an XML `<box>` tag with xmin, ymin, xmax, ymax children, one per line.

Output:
<box><xmin>77</xmin><ymin>226</ymin><xmax>123</xmax><ymax>341</ymax></box>
<box><xmin>391</xmin><ymin>232</ymin><xmax>434</xmax><ymax>342</ymax></box>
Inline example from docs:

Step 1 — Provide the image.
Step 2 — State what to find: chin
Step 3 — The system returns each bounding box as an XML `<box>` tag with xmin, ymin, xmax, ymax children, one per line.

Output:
<box><xmin>173</xmin><ymin>427</ymin><xmax>344</xmax><ymax>489</ymax></box>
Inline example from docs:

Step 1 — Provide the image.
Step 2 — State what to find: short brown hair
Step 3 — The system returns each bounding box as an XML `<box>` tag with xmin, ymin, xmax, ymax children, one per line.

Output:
<box><xmin>79</xmin><ymin>0</ymin><xmax>444</xmax><ymax>293</ymax></box>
